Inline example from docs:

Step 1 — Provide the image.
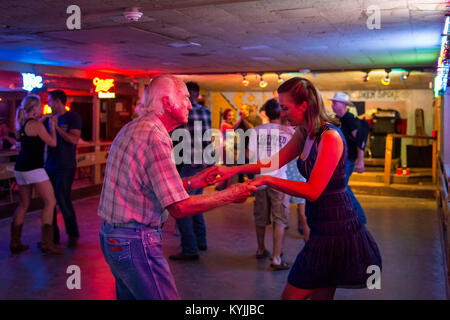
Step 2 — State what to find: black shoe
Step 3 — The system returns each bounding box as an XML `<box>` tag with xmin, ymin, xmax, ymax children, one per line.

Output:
<box><xmin>68</xmin><ymin>236</ymin><xmax>78</xmax><ymax>249</ymax></box>
<box><xmin>198</xmin><ymin>245</ymin><xmax>207</xmax><ymax>251</ymax></box>
<box><xmin>169</xmin><ymin>253</ymin><xmax>199</xmax><ymax>261</ymax></box>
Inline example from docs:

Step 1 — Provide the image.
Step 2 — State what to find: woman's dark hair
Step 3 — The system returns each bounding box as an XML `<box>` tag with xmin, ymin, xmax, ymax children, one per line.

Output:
<box><xmin>277</xmin><ymin>77</ymin><xmax>338</xmax><ymax>137</ymax></box>
<box><xmin>222</xmin><ymin>108</ymin><xmax>232</xmax><ymax>120</ymax></box>
<box><xmin>262</xmin><ymin>99</ymin><xmax>280</xmax><ymax>120</ymax></box>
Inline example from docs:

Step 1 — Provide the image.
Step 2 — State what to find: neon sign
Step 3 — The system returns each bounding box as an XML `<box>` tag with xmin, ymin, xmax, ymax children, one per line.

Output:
<box><xmin>22</xmin><ymin>73</ymin><xmax>43</xmax><ymax>92</ymax></box>
<box><xmin>93</xmin><ymin>77</ymin><xmax>115</xmax><ymax>98</ymax></box>
<box><xmin>42</xmin><ymin>104</ymin><xmax>70</xmax><ymax>115</ymax></box>
<box><xmin>435</xmin><ymin>16</ymin><xmax>449</xmax><ymax>97</ymax></box>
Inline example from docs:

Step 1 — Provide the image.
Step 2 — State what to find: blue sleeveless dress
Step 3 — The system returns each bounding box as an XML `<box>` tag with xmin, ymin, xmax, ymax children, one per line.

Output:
<box><xmin>287</xmin><ymin>123</ymin><xmax>382</xmax><ymax>289</ymax></box>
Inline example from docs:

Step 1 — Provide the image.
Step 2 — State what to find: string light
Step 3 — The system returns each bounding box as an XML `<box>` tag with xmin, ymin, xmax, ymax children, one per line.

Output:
<box><xmin>381</xmin><ymin>69</ymin><xmax>391</xmax><ymax>86</ymax></box>
<box><xmin>277</xmin><ymin>73</ymin><xmax>284</xmax><ymax>84</ymax></box>
<box><xmin>259</xmin><ymin>73</ymin><xmax>268</xmax><ymax>88</ymax></box>
<box><xmin>363</xmin><ymin>71</ymin><xmax>370</xmax><ymax>82</ymax></box>
<box><xmin>241</xmin><ymin>72</ymin><xmax>249</xmax><ymax>87</ymax></box>
<box><xmin>401</xmin><ymin>71</ymin><xmax>410</xmax><ymax>82</ymax></box>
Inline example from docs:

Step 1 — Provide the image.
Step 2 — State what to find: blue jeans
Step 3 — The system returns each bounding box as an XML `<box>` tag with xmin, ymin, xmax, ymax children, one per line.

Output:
<box><xmin>176</xmin><ymin>165</ymin><xmax>207</xmax><ymax>255</ymax></box>
<box><xmin>345</xmin><ymin>160</ymin><xmax>367</xmax><ymax>225</ymax></box>
<box><xmin>46</xmin><ymin>168</ymin><xmax>79</xmax><ymax>242</ymax></box>
<box><xmin>99</xmin><ymin>221</ymin><xmax>179</xmax><ymax>300</ymax></box>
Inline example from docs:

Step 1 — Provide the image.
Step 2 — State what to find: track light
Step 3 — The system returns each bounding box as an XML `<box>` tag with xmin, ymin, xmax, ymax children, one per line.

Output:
<box><xmin>401</xmin><ymin>71</ymin><xmax>410</xmax><ymax>82</ymax></box>
<box><xmin>259</xmin><ymin>73</ymin><xmax>268</xmax><ymax>88</ymax></box>
<box><xmin>241</xmin><ymin>72</ymin><xmax>249</xmax><ymax>87</ymax></box>
<box><xmin>363</xmin><ymin>71</ymin><xmax>370</xmax><ymax>82</ymax></box>
<box><xmin>381</xmin><ymin>69</ymin><xmax>391</xmax><ymax>86</ymax></box>
<box><xmin>277</xmin><ymin>73</ymin><xmax>284</xmax><ymax>84</ymax></box>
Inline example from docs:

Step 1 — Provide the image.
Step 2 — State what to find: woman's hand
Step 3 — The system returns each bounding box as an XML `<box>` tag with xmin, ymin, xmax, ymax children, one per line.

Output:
<box><xmin>248</xmin><ymin>176</ymin><xmax>269</xmax><ymax>188</ymax></box>
<box><xmin>39</xmin><ymin>114</ymin><xmax>51</xmax><ymax>123</ymax></box>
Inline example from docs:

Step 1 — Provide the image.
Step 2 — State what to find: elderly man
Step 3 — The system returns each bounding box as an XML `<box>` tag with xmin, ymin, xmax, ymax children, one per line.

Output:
<box><xmin>98</xmin><ymin>75</ymin><xmax>256</xmax><ymax>300</ymax></box>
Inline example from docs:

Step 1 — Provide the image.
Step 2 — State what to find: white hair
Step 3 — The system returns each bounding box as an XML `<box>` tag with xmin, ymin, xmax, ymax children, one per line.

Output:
<box><xmin>135</xmin><ymin>74</ymin><xmax>185</xmax><ymax>117</ymax></box>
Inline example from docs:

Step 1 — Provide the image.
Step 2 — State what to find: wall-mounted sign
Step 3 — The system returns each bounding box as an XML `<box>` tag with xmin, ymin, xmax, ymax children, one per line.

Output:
<box><xmin>93</xmin><ymin>77</ymin><xmax>115</xmax><ymax>99</ymax></box>
<box><xmin>98</xmin><ymin>91</ymin><xmax>115</xmax><ymax>98</ymax></box>
<box><xmin>22</xmin><ymin>73</ymin><xmax>43</xmax><ymax>92</ymax></box>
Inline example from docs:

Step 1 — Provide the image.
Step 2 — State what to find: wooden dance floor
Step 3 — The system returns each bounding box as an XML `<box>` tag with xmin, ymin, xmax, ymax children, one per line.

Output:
<box><xmin>0</xmin><ymin>192</ymin><xmax>447</xmax><ymax>300</ymax></box>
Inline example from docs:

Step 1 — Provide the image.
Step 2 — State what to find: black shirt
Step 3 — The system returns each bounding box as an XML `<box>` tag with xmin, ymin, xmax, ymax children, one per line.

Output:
<box><xmin>44</xmin><ymin>111</ymin><xmax>82</xmax><ymax>171</ymax></box>
<box><xmin>14</xmin><ymin>119</ymin><xmax>45</xmax><ymax>171</ymax></box>
<box><xmin>338</xmin><ymin>112</ymin><xmax>365</xmax><ymax>161</ymax></box>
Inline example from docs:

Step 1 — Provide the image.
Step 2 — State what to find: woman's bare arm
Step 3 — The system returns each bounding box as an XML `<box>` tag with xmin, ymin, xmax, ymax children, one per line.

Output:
<box><xmin>31</xmin><ymin>120</ymin><xmax>57</xmax><ymax>147</ymax></box>
<box><xmin>250</xmin><ymin>130</ymin><xmax>343</xmax><ymax>202</ymax></box>
<box><xmin>211</xmin><ymin>128</ymin><xmax>304</xmax><ymax>182</ymax></box>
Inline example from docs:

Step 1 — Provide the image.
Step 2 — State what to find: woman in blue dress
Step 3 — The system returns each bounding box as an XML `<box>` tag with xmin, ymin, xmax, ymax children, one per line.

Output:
<box><xmin>210</xmin><ymin>77</ymin><xmax>382</xmax><ymax>300</ymax></box>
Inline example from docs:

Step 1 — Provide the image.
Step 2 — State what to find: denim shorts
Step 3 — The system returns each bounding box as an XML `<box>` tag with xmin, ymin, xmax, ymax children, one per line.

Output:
<box><xmin>99</xmin><ymin>221</ymin><xmax>179</xmax><ymax>300</ymax></box>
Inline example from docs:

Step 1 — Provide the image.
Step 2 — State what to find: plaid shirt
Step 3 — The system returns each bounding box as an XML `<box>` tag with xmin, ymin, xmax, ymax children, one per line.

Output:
<box><xmin>98</xmin><ymin>115</ymin><xmax>189</xmax><ymax>226</ymax></box>
<box><xmin>174</xmin><ymin>101</ymin><xmax>212</xmax><ymax>167</ymax></box>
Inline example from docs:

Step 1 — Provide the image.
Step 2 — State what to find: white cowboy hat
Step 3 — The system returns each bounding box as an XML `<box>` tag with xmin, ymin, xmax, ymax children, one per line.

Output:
<box><xmin>328</xmin><ymin>92</ymin><xmax>354</xmax><ymax>106</ymax></box>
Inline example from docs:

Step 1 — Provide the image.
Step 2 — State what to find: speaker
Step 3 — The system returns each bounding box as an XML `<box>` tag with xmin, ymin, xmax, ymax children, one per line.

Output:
<box><xmin>371</xmin><ymin>117</ymin><xmax>397</xmax><ymax>134</ymax></box>
<box><xmin>370</xmin><ymin>135</ymin><xmax>401</xmax><ymax>158</ymax></box>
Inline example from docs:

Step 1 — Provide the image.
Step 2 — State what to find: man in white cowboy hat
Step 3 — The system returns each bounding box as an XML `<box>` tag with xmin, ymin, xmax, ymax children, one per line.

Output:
<box><xmin>329</xmin><ymin>92</ymin><xmax>368</xmax><ymax>225</ymax></box>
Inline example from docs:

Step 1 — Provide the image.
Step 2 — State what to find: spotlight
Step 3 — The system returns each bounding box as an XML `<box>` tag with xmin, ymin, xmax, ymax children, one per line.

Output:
<box><xmin>381</xmin><ymin>69</ymin><xmax>391</xmax><ymax>86</ymax></box>
<box><xmin>277</xmin><ymin>73</ymin><xmax>284</xmax><ymax>84</ymax></box>
<box><xmin>381</xmin><ymin>76</ymin><xmax>390</xmax><ymax>85</ymax></box>
<box><xmin>259</xmin><ymin>73</ymin><xmax>268</xmax><ymax>88</ymax></box>
<box><xmin>241</xmin><ymin>72</ymin><xmax>249</xmax><ymax>87</ymax></box>
<box><xmin>401</xmin><ymin>71</ymin><xmax>410</xmax><ymax>82</ymax></box>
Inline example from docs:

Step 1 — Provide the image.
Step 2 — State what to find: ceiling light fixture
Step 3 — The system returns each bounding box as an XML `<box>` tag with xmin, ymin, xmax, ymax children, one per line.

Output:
<box><xmin>401</xmin><ymin>71</ymin><xmax>410</xmax><ymax>82</ymax></box>
<box><xmin>259</xmin><ymin>73</ymin><xmax>268</xmax><ymax>88</ymax></box>
<box><xmin>381</xmin><ymin>68</ymin><xmax>392</xmax><ymax>86</ymax></box>
<box><xmin>277</xmin><ymin>73</ymin><xmax>284</xmax><ymax>84</ymax></box>
<box><xmin>124</xmin><ymin>7</ymin><xmax>143</xmax><ymax>22</ymax></box>
<box><xmin>241</xmin><ymin>73</ymin><xmax>249</xmax><ymax>87</ymax></box>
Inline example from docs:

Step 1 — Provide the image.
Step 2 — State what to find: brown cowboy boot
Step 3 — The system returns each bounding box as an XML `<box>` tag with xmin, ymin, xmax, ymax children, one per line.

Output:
<box><xmin>39</xmin><ymin>224</ymin><xmax>63</xmax><ymax>254</ymax></box>
<box><xmin>10</xmin><ymin>223</ymin><xmax>29</xmax><ymax>254</ymax></box>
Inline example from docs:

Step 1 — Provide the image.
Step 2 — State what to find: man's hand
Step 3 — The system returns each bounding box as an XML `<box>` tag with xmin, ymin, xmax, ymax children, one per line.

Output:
<box><xmin>355</xmin><ymin>159</ymin><xmax>365</xmax><ymax>173</ymax></box>
<box><xmin>355</xmin><ymin>147</ymin><xmax>365</xmax><ymax>173</ymax></box>
<box><xmin>190</xmin><ymin>166</ymin><xmax>219</xmax><ymax>189</ymax></box>
<box><xmin>226</xmin><ymin>181</ymin><xmax>257</xmax><ymax>203</ymax></box>
<box><xmin>205</xmin><ymin>165</ymin><xmax>237</xmax><ymax>184</ymax></box>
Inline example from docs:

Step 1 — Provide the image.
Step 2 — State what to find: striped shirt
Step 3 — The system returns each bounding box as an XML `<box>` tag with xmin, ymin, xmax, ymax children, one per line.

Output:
<box><xmin>98</xmin><ymin>115</ymin><xmax>189</xmax><ymax>226</ymax></box>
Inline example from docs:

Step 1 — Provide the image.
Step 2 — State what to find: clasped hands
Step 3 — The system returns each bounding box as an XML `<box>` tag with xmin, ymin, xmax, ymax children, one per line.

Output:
<box><xmin>189</xmin><ymin>165</ymin><xmax>269</xmax><ymax>203</ymax></box>
<box><xmin>40</xmin><ymin>114</ymin><xmax>58</xmax><ymax>128</ymax></box>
